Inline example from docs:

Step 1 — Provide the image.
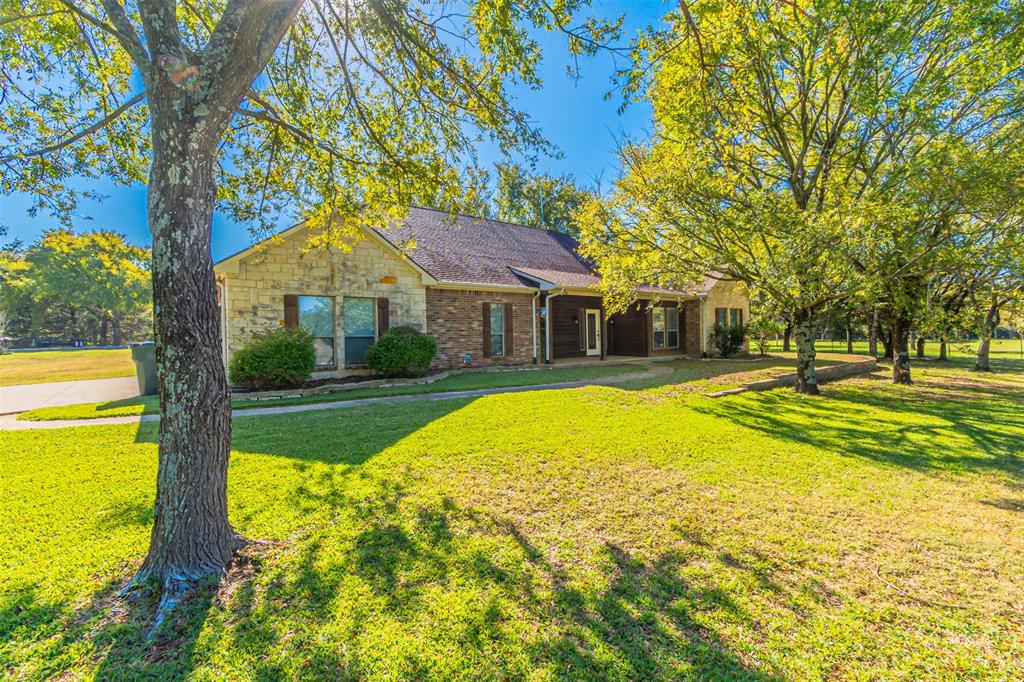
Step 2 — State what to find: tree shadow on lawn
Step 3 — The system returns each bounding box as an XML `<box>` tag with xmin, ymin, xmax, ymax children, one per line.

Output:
<box><xmin>14</xmin><ymin>422</ymin><xmax>782</xmax><ymax>679</ymax></box>
<box><xmin>182</xmin><ymin>480</ymin><xmax>781</xmax><ymax>680</ymax></box>
<box><xmin>693</xmin><ymin>371</ymin><xmax>1024</xmax><ymax>480</ymax></box>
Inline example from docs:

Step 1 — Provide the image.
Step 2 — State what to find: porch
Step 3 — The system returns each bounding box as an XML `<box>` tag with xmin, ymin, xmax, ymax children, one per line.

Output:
<box><xmin>540</xmin><ymin>292</ymin><xmax>702</xmax><ymax>363</ymax></box>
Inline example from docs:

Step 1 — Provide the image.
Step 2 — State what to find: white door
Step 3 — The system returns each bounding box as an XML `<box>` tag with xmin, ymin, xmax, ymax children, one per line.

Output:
<box><xmin>585</xmin><ymin>309</ymin><xmax>601</xmax><ymax>356</ymax></box>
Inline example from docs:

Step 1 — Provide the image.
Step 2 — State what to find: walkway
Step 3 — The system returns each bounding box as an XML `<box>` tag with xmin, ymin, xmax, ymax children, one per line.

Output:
<box><xmin>0</xmin><ymin>377</ymin><xmax>139</xmax><ymax>415</ymax></box>
<box><xmin>0</xmin><ymin>363</ymin><xmax>672</xmax><ymax>431</ymax></box>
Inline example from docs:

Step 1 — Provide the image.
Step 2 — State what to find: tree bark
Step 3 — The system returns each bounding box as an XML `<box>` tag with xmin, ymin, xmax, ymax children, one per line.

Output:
<box><xmin>782</xmin><ymin>323</ymin><xmax>792</xmax><ymax>352</ymax></box>
<box><xmin>881</xmin><ymin>326</ymin><xmax>894</xmax><ymax>360</ymax></box>
<box><xmin>975</xmin><ymin>296</ymin><xmax>1000</xmax><ymax>372</ymax></box>
<box><xmin>891</xmin><ymin>316</ymin><xmax>912</xmax><ymax>384</ymax></box>
<box><xmin>915</xmin><ymin>336</ymin><xmax>925</xmax><ymax>359</ymax></box>
<box><xmin>112</xmin><ymin>312</ymin><xmax>123</xmax><ymax>346</ymax></box>
<box><xmin>867</xmin><ymin>308</ymin><xmax>878</xmax><ymax>357</ymax></box>
<box><xmin>939</xmin><ymin>338</ymin><xmax>948</xmax><ymax>361</ymax></box>
<box><xmin>131</xmin><ymin>125</ymin><xmax>240</xmax><ymax>611</ymax></box>
<box><xmin>845</xmin><ymin>314</ymin><xmax>853</xmax><ymax>354</ymax></box>
<box><xmin>793</xmin><ymin>310</ymin><xmax>820</xmax><ymax>395</ymax></box>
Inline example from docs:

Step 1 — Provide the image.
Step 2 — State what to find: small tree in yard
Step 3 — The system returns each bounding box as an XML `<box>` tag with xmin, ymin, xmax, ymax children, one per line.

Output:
<box><xmin>1</xmin><ymin>0</ymin><xmax>618</xmax><ymax>626</ymax></box>
<box><xmin>747</xmin><ymin>317</ymin><xmax>783</xmax><ymax>357</ymax></box>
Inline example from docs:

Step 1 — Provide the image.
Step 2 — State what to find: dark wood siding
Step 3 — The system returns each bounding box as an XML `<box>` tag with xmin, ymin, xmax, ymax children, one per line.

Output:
<box><xmin>607</xmin><ymin>302</ymin><xmax>647</xmax><ymax>356</ymax></box>
<box><xmin>548</xmin><ymin>294</ymin><xmax>601</xmax><ymax>359</ymax></box>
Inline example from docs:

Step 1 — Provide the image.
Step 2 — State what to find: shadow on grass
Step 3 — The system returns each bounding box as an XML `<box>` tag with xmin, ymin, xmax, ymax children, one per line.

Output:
<box><xmin>9</xmin><ymin>466</ymin><xmax>779</xmax><ymax>679</ymax></box>
<box><xmin>693</xmin><ymin>366</ymin><xmax>1024</xmax><ymax>480</ymax></box>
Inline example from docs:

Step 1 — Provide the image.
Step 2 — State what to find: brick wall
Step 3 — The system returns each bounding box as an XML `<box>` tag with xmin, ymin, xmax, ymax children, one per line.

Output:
<box><xmin>682</xmin><ymin>300</ymin><xmax>701</xmax><ymax>355</ymax></box>
<box><xmin>426</xmin><ymin>288</ymin><xmax>537</xmax><ymax>370</ymax></box>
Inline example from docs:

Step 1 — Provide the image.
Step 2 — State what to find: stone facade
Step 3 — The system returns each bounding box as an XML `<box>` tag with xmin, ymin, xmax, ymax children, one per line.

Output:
<box><xmin>217</xmin><ymin>229</ymin><xmax>427</xmax><ymax>379</ymax></box>
<box><xmin>426</xmin><ymin>288</ymin><xmax>537</xmax><ymax>370</ymax></box>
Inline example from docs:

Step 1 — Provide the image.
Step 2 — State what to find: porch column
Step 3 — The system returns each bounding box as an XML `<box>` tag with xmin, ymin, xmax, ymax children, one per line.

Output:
<box><xmin>600</xmin><ymin>307</ymin><xmax>607</xmax><ymax>360</ymax></box>
<box><xmin>545</xmin><ymin>294</ymin><xmax>553</xmax><ymax>364</ymax></box>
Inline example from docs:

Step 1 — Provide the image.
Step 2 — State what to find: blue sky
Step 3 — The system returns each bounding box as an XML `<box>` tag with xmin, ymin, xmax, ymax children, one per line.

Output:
<box><xmin>0</xmin><ymin>0</ymin><xmax>670</xmax><ymax>261</ymax></box>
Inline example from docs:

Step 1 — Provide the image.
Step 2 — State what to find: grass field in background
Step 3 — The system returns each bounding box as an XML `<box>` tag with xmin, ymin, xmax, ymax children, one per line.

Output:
<box><xmin>2</xmin><ymin>359</ymin><xmax>1022</xmax><ymax>679</ymax></box>
<box><xmin>0</xmin><ymin>349</ymin><xmax>135</xmax><ymax>387</ymax></box>
<box><xmin>764</xmin><ymin>337</ymin><xmax>1024</xmax><ymax>359</ymax></box>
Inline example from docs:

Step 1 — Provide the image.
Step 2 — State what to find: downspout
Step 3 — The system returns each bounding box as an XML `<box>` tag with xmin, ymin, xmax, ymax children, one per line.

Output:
<box><xmin>531</xmin><ymin>290</ymin><xmax>540</xmax><ymax>364</ymax></box>
<box><xmin>698</xmin><ymin>294</ymin><xmax>708</xmax><ymax>357</ymax></box>
<box><xmin>544</xmin><ymin>289</ymin><xmax>565</xmax><ymax>364</ymax></box>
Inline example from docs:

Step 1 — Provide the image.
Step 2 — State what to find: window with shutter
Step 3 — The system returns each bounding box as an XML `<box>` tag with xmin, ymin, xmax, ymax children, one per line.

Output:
<box><xmin>489</xmin><ymin>302</ymin><xmax>505</xmax><ymax>356</ymax></box>
<box><xmin>297</xmin><ymin>295</ymin><xmax>335</xmax><ymax>368</ymax></box>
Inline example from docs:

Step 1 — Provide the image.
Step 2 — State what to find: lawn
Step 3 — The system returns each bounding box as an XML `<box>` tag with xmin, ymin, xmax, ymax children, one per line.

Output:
<box><xmin>17</xmin><ymin>362</ymin><xmax>643</xmax><ymax>421</ymax></box>
<box><xmin>0</xmin><ymin>349</ymin><xmax>135</xmax><ymax>386</ymax></box>
<box><xmin>2</xmin><ymin>360</ymin><xmax>1022</xmax><ymax>679</ymax></box>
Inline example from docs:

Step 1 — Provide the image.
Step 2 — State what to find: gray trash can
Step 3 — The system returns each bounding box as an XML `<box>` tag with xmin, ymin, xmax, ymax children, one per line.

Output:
<box><xmin>131</xmin><ymin>342</ymin><xmax>158</xmax><ymax>396</ymax></box>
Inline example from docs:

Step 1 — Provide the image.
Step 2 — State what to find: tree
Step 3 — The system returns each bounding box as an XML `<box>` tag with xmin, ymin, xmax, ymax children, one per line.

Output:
<box><xmin>27</xmin><ymin>230</ymin><xmax>151</xmax><ymax>345</ymax></box>
<box><xmin>1</xmin><ymin>0</ymin><xmax>616</xmax><ymax>622</ymax></box>
<box><xmin>494</xmin><ymin>162</ymin><xmax>593</xmax><ymax>235</ymax></box>
<box><xmin>746</xmin><ymin>317</ymin><xmax>783</xmax><ymax>356</ymax></box>
<box><xmin>579</xmin><ymin>0</ymin><xmax>1024</xmax><ymax>394</ymax></box>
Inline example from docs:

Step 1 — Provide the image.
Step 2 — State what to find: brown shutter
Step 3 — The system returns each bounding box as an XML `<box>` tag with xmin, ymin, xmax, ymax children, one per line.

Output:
<box><xmin>715</xmin><ymin>307</ymin><xmax>725</xmax><ymax>326</ymax></box>
<box><xmin>482</xmin><ymin>302</ymin><xmax>491</xmax><ymax>357</ymax></box>
<box><xmin>738</xmin><ymin>308</ymin><xmax>744</xmax><ymax>326</ymax></box>
<box><xmin>579</xmin><ymin>308</ymin><xmax>586</xmax><ymax>351</ymax></box>
<box><xmin>504</xmin><ymin>302</ymin><xmax>513</xmax><ymax>356</ymax></box>
<box><xmin>377</xmin><ymin>297</ymin><xmax>389</xmax><ymax>336</ymax></box>
<box><xmin>284</xmin><ymin>294</ymin><xmax>299</xmax><ymax>327</ymax></box>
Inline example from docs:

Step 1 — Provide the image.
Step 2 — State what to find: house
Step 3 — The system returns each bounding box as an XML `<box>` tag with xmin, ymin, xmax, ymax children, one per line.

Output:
<box><xmin>213</xmin><ymin>207</ymin><xmax>749</xmax><ymax>377</ymax></box>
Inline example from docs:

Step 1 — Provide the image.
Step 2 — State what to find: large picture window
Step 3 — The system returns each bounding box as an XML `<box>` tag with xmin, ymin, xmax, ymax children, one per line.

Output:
<box><xmin>489</xmin><ymin>302</ymin><xmax>505</xmax><ymax>356</ymax></box>
<box><xmin>652</xmin><ymin>306</ymin><xmax>680</xmax><ymax>349</ymax></box>
<box><xmin>344</xmin><ymin>297</ymin><xmax>376</xmax><ymax>365</ymax></box>
<box><xmin>298</xmin><ymin>295</ymin><xmax>335</xmax><ymax>368</ymax></box>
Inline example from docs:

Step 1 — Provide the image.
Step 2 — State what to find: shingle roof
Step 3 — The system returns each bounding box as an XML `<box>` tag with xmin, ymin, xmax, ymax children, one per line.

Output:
<box><xmin>372</xmin><ymin>207</ymin><xmax>593</xmax><ymax>288</ymax></box>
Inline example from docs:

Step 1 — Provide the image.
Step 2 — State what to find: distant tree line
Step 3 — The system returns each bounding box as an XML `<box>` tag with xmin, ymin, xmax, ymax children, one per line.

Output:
<box><xmin>0</xmin><ymin>229</ymin><xmax>151</xmax><ymax>346</ymax></box>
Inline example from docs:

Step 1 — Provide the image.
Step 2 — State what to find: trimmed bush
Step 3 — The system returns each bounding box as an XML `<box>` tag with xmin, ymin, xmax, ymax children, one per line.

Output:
<box><xmin>366</xmin><ymin>325</ymin><xmax>437</xmax><ymax>377</ymax></box>
<box><xmin>711</xmin><ymin>323</ymin><xmax>747</xmax><ymax>358</ymax></box>
<box><xmin>229</xmin><ymin>326</ymin><xmax>316</xmax><ymax>390</ymax></box>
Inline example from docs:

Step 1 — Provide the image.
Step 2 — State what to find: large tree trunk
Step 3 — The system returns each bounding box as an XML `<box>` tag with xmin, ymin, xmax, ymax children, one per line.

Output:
<box><xmin>112</xmin><ymin>312</ymin><xmax>123</xmax><ymax>346</ymax></box>
<box><xmin>939</xmin><ymin>337</ymin><xmax>948</xmax><ymax>361</ymax></box>
<box><xmin>782</xmin><ymin>323</ymin><xmax>792</xmax><ymax>352</ymax></box>
<box><xmin>881</xmin><ymin>326</ymin><xmax>894</xmax><ymax>360</ymax></box>
<box><xmin>793</xmin><ymin>310</ymin><xmax>820</xmax><ymax>395</ymax></box>
<box><xmin>915</xmin><ymin>336</ymin><xmax>925</xmax><ymax>359</ymax></box>
<box><xmin>130</xmin><ymin>122</ymin><xmax>239</xmax><ymax>620</ymax></box>
<box><xmin>892</xmin><ymin>316</ymin><xmax>912</xmax><ymax>384</ymax></box>
<box><xmin>845</xmin><ymin>314</ymin><xmax>853</xmax><ymax>354</ymax></box>
<box><xmin>975</xmin><ymin>296</ymin><xmax>1000</xmax><ymax>372</ymax></box>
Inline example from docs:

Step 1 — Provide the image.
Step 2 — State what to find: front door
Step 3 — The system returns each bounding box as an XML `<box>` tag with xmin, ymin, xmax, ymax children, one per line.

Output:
<box><xmin>585</xmin><ymin>309</ymin><xmax>601</xmax><ymax>356</ymax></box>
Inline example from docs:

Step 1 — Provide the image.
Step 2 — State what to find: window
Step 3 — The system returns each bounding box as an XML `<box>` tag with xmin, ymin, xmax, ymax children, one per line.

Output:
<box><xmin>666</xmin><ymin>307</ymin><xmax>680</xmax><ymax>348</ymax></box>
<box><xmin>652</xmin><ymin>307</ymin><xmax>666</xmax><ymax>349</ymax></box>
<box><xmin>344</xmin><ymin>297</ymin><xmax>376</xmax><ymax>365</ymax></box>
<box><xmin>716</xmin><ymin>307</ymin><xmax>743</xmax><ymax>327</ymax></box>
<box><xmin>298</xmin><ymin>296</ymin><xmax>335</xmax><ymax>368</ymax></box>
<box><xmin>489</xmin><ymin>302</ymin><xmax>505</xmax><ymax>356</ymax></box>
<box><xmin>652</xmin><ymin>306</ymin><xmax>680</xmax><ymax>349</ymax></box>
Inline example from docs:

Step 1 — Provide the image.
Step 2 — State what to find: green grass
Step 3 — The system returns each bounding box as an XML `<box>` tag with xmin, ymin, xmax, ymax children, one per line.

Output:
<box><xmin>17</xmin><ymin>362</ymin><xmax>642</xmax><ymax>421</ymax></box>
<box><xmin>2</xmin><ymin>360</ymin><xmax>1022</xmax><ymax>679</ymax></box>
<box><xmin>0</xmin><ymin>349</ymin><xmax>134</xmax><ymax>386</ymax></box>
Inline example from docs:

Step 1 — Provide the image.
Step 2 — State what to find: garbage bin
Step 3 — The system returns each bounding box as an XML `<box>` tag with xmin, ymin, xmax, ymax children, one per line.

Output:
<box><xmin>131</xmin><ymin>342</ymin><xmax>158</xmax><ymax>396</ymax></box>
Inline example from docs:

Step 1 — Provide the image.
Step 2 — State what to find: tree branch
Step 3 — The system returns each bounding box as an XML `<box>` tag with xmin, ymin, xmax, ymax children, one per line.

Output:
<box><xmin>0</xmin><ymin>92</ymin><xmax>146</xmax><ymax>164</ymax></box>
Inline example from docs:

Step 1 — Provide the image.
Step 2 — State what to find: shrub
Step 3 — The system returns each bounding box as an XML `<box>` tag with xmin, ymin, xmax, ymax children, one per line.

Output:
<box><xmin>746</xmin><ymin>317</ymin><xmax>784</xmax><ymax>356</ymax></box>
<box><xmin>711</xmin><ymin>323</ymin><xmax>747</xmax><ymax>358</ymax></box>
<box><xmin>366</xmin><ymin>325</ymin><xmax>437</xmax><ymax>377</ymax></box>
<box><xmin>229</xmin><ymin>326</ymin><xmax>316</xmax><ymax>390</ymax></box>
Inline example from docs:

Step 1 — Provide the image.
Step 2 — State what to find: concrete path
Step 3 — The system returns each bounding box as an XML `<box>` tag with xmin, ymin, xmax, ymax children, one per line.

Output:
<box><xmin>0</xmin><ymin>364</ymin><xmax>671</xmax><ymax>431</ymax></box>
<box><xmin>0</xmin><ymin>377</ymin><xmax>139</xmax><ymax>415</ymax></box>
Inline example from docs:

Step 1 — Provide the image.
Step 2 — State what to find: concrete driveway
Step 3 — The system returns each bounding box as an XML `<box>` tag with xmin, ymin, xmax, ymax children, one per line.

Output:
<box><xmin>0</xmin><ymin>377</ymin><xmax>140</xmax><ymax>414</ymax></box>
